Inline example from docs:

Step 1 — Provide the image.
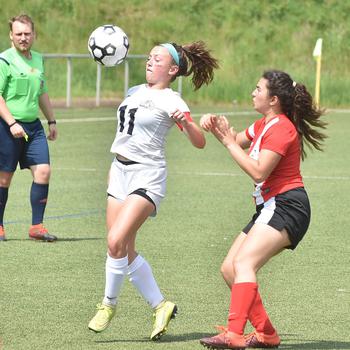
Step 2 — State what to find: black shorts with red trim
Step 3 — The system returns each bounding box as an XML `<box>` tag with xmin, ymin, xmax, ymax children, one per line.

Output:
<box><xmin>242</xmin><ymin>187</ymin><xmax>311</xmax><ymax>250</ymax></box>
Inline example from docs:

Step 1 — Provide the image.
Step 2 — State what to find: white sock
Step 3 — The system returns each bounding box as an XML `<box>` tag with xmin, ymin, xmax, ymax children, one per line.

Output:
<box><xmin>103</xmin><ymin>254</ymin><xmax>128</xmax><ymax>306</ymax></box>
<box><xmin>127</xmin><ymin>255</ymin><xmax>164</xmax><ymax>308</ymax></box>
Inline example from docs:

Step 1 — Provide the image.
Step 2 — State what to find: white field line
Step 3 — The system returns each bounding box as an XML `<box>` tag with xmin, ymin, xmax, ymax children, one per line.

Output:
<box><xmin>54</xmin><ymin>167</ymin><xmax>349</xmax><ymax>181</ymax></box>
<box><xmin>326</xmin><ymin>109</ymin><xmax>350</xmax><ymax>113</ymax></box>
<box><xmin>172</xmin><ymin>171</ymin><xmax>350</xmax><ymax>181</ymax></box>
<box><xmin>48</xmin><ymin>108</ymin><xmax>350</xmax><ymax>124</ymax></box>
<box><xmin>44</xmin><ymin>111</ymin><xmax>254</xmax><ymax>124</ymax></box>
<box><xmin>50</xmin><ymin>116</ymin><xmax>116</xmax><ymax>123</ymax></box>
<box><xmin>55</xmin><ymin>166</ymin><xmax>99</xmax><ymax>172</ymax></box>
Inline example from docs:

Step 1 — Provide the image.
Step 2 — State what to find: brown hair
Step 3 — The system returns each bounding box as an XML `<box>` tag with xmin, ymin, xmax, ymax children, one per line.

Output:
<box><xmin>9</xmin><ymin>14</ymin><xmax>35</xmax><ymax>32</ymax></box>
<box><xmin>170</xmin><ymin>41</ymin><xmax>219</xmax><ymax>90</ymax></box>
<box><xmin>263</xmin><ymin>70</ymin><xmax>327</xmax><ymax>160</ymax></box>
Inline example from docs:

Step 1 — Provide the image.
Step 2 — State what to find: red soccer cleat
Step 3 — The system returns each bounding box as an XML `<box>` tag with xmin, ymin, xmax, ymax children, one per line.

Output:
<box><xmin>29</xmin><ymin>224</ymin><xmax>57</xmax><ymax>242</ymax></box>
<box><xmin>245</xmin><ymin>330</ymin><xmax>281</xmax><ymax>348</ymax></box>
<box><xmin>200</xmin><ymin>330</ymin><xmax>246</xmax><ymax>349</ymax></box>
<box><xmin>0</xmin><ymin>225</ymin><xmax>6</xmax><ymax>241</ymax></box>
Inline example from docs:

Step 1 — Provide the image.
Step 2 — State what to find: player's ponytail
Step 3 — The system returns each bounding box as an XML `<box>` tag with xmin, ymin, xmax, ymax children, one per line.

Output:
<box><xmin>263</xmin><ymin>70</ymin><xmax>327</xmax><ymax>160</ymax></box>
<box><xmin>172</xmin><ymin>41</ymin><xmax>219</xmax><ymax>90</ymax></box>
<box><xmin>293</xmin><ymin>83</ymin><xmax>327</xmax><ymax>159</ymax></box>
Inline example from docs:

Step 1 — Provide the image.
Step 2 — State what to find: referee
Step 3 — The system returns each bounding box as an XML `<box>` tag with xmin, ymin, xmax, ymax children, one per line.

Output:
<box><xmin>0</xmin><ymin>14</ymin><xmax>58</xmax><ymax>242</ymax></box>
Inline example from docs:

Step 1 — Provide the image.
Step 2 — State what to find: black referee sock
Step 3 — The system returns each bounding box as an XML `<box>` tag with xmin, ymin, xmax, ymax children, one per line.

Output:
<box><xmin>0</xmin><ymin>186</ymin><xmax>9</xmax><ymax>226</ymax></box>
<box><xmin>30</xmin><ymin>182</ymin><xmax>49</xmax><ymax>225</ymax></box>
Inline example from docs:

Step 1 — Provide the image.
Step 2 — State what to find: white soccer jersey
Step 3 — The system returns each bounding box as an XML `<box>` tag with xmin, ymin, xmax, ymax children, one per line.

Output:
<box><xmin>110</xmin><ymin>84</ymin><xmax>189</xmax><ymax>166</ymax></box>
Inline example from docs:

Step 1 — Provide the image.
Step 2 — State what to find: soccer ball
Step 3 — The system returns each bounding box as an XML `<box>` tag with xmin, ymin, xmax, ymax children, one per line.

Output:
<box><xmin>88</xmin><ymin>25</ymin><xmax>129</xmax><ymax>67</ymax></box>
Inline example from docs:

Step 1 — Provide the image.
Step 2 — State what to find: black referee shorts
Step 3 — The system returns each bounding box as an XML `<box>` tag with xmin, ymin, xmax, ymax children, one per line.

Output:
<box><xmin>0</xmin><ymin>118</ymin><xmax>50</xmax><ymax>172</ymax></box>
<box><xmin>242</xmin><ymin>187</ymin><xmax>311</xmax><ymax>250</ymax></box>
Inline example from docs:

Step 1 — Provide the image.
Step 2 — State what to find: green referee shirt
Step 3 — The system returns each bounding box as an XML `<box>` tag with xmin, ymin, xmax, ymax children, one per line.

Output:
<box><xmin>0</xmin><ymin>47</ymin><xmax>48</xmax><ymax>122</ymax></box>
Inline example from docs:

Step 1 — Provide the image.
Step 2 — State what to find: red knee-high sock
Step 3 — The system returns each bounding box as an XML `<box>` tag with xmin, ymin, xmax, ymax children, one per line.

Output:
<box><xmin>227</xmin><ymin>282</ymin><xmax>258</xmax><ymax>335</ymax></box>
<box><xmin>249</xmin><ymin>291</ymin><xmax>276</xmax><ymax>335</ymax></box>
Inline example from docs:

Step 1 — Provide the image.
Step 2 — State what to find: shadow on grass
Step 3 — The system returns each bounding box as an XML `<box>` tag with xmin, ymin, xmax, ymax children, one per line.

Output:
<box><xmin>3</xmin><ymin>237</ymin><xmax>103</xmax><ymax>242</ymax></box>
<box><xmin>95</xmin><ymin>334</ymin><xmax>350</xmax><ymax>349</ymax></box>
<box><xmin>95</xmin><ymin>332</ymin><xmax>213</xmax><ymax>344</ymax></box>
<box><xmin>277</xmin><ymin>333</ymin><xmax>350</xmax><ymax>349</ymax></box>
<box><xmin>56</xmin><ymin>237</ymin><xmax>104</xmax><ymax>242</ymax></box>
<box><xmin>281</xmin><ymin>340</ymin><xmax>350</xmax><ymax>349</ymax></box>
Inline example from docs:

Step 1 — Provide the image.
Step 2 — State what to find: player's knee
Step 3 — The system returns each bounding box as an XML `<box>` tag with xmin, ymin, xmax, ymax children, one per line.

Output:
<box><xmin>0</xmin><ymin>177</ymin><xmax>12</xmax><ymax>187</ymax></box>
<box><xmin>107</xmin><ymin>236</ymin><xmax>127</xmax><ymax>257</ymax></box>
<box><xmin>34</xmin><ymin>166</ymin><xmax>51</xmax><ymax>183</ymax></box>
<box><xmin>220</xmin><ymin>260</ymin><xmax>235</xmax><ymax>283</ymax></box>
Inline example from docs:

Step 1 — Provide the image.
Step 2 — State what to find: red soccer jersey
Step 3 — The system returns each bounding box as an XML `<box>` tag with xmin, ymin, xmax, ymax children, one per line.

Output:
<box><xmin>245</xmin><ymin>114</ymin><xmax>304</xmax><ymax>204</ymax></box>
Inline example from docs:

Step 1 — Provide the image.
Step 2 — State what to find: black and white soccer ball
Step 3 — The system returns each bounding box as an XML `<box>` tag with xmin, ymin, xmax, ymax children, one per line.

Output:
<box><xmin>88</xmin><ymin>25</ymin><xmax>129</xmax><ymax>67</ymax></box>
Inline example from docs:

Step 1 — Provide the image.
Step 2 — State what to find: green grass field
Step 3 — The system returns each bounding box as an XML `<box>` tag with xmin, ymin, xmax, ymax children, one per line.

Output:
<box><xmin>0</xmin><ymin>107</ymin><xmax>349</xmax><ymax>350</ymax></box>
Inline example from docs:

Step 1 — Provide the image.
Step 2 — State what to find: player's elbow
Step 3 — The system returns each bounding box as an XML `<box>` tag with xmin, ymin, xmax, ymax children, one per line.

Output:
<box><xmin>193</xmin><ymin>137</ymin><xmax>206</xmax><ymax>149</ymax></box>
<box><xmin>251</xmin><ymin>172</ymin><xmax>268</xmax><ymax>184</ymax></box>
<box><xmin>252</xmin><ymin>176</ymin><xmax>264</xmax><ymax>183</ymax></box>
<box><xmin>247</xmin><ymin>166</ymin><xmax>267</xmax><ymax>183</ymax></box>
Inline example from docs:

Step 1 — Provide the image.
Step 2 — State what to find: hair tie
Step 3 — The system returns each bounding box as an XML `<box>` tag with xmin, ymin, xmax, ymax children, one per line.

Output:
<box><xmin>292</xmin><ymin>81</ymin><xmax>297</xmax><ymax>87</ymax></box>
<box><xmin>160</xmin><ymin>43</ymin><xmax>180</xmax><ymax>66</ymax></box>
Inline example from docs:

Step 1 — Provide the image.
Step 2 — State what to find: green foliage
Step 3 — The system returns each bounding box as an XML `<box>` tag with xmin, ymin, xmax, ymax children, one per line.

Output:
<box><xmin>0</xmin><ymin>0</ymin><xmax>349</xmax><ymax>106</ymax></box>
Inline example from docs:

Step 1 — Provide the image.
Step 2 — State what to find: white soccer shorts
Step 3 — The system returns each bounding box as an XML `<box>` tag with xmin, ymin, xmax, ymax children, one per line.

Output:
<box><xmin>107</xmin><ymin>158</ymin><xmax>167</xmax><ymax>216</ymax></box>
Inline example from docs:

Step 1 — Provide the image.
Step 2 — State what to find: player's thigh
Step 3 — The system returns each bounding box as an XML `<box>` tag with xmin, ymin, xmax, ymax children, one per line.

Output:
<box><xmin>108</xmin><ymin>194</ymin><xmax>154</xmax><ymax>245</ymax></box>
<box><xmin>106</xmin><ymin>195</ymin><xmax>124</xmax><ymax>231</ymax></box>
<box><xmin>235</xmin><ymin>223</ymin><xmax>291</xmax><ymax>272</ymax></box>
<box><xmin>0</xmin><ymin>119</ymin><xmax>22</xmax><ymax>173</ymax></box>
<box><xmin>20</xmin><ymin>121</ymin><xmax>49</xmax><ymax>169</ymax></box>
<box><xmin>221</xmin><ymin>232</ymin><xmax>247</xmax><ymax>286</ymax></box>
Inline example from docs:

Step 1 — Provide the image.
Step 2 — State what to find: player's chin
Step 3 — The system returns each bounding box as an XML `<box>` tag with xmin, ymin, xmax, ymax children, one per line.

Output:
<box><xmin>146</xmin><ymin>72</ymin><xmax>154</xmax><ymax>82</ymax></box>
<box><xmin>252</xmin><ymin>103</ymin><xmax>260</xmax><ymax>112</ymax></box>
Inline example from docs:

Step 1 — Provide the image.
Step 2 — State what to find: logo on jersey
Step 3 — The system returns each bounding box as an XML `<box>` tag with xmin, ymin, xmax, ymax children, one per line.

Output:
<box><xmin>139</xmin><ymin>100</ymin><xmax>156</xmax><ymax>110</ymax></box>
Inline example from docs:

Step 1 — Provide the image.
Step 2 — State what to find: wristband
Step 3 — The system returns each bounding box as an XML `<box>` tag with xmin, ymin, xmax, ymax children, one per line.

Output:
<box><xmin>48</xmin><ymin>120</ymin><xmax>56</xmax><ymax>125</ymax></box>
<box><xmin>9</xmin><ymin>121</ymin><xmax>17</xmax><ymax>128</ymax></box>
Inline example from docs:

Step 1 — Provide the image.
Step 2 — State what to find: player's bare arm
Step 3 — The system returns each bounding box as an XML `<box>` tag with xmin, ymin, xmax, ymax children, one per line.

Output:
<box><xmin>212</xmin><ymin>116</ymin><xmax>281</xmax><ymax>183</ymax></box>
<box><xmin>39</xmin><ymin>93</ymin><xmax>57</xmax><ymax>141</ymax></box>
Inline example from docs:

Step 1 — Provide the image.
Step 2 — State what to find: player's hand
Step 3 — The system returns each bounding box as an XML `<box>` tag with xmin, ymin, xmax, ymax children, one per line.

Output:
<box><xmin>211</xmin><ymin>116</ymin><xmax>237</xmax><ymax>147</ymax></box>
<box><xmin>200</xmin><ymin>113</ymin><xmax>217</xmax><ymax>131</ymax></box>
<box><xmin>10</xmin><ymin>123</ymin><xmax>27</xmax><ymax>139</ymax></box>
<box><xmin>171</xmin><ymin>109</ymin><xmax>188</xmax><ymax>125</ymax></box>
<box><xmin>47</xmin><ymin>124</ymin><xmax>58</xmax><ymax>141</ymax></box>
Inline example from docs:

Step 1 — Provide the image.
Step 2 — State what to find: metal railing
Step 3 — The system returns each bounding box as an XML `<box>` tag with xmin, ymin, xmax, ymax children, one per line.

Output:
<box><xmin>43</xmin><ymin>53</ymin><xmax>183</xmax><ymax>107</ymax></box>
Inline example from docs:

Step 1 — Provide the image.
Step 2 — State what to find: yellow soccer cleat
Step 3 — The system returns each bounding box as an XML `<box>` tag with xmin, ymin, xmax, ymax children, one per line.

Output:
<box><xmin>88</xmin><ymin>303</ymin><xmax>116</xmax><ymax>333</ymax></box>
<box><xmin>150</xmin><ymin>300</ymin><xmax>177</xmax><ymax>341</ymax></box>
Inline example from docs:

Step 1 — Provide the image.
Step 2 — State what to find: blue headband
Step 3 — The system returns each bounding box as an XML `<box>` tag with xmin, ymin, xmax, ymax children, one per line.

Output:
<box><xmin>160</xmin><ymin>43</ymin><xmax>180</xmax><ymax>66</ymax></box>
